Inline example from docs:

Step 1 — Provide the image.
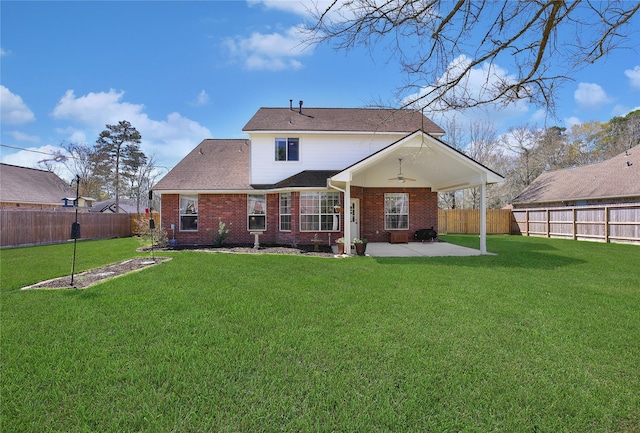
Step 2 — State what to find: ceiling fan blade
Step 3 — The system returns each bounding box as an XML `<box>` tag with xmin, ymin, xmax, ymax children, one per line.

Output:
<box><xmin>405</xmin><ymin>177</ymin><xmax>417</xmax><ymax>181</ymax></box>
<box><xmin>387</xmin><ymin>177</ymin><xmax>398</xmax><ymax>181</ymax></box>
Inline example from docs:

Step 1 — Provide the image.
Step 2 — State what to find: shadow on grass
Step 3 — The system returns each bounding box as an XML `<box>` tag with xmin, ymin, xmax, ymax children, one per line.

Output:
<box><xmin>374</xmin><ymin>252</ymin><xmax>585</xmax><ymax>270</ymax></box>
<box><xmin>374</xmin><ymin>236</ymin><xmax>587</xmax><ymax>270</ymax></box>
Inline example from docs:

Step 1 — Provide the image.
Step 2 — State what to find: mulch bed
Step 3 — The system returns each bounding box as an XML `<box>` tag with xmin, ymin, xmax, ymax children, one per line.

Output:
<box><xmin>21</xmin><ymin>245</ymin><xmax>338</xmax><ymax>290</ymax></box>
<box><xmin>22</xmin><ymin>257</ymin><xmax>172</xmax><ymax>290</ymax></box>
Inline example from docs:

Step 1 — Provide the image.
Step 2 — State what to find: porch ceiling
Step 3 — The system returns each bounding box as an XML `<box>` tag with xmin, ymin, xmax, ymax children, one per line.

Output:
<box><xmin>331</xmin><ymin>131</ymin><xmax>503</xmax><ymax>191</ymax></box>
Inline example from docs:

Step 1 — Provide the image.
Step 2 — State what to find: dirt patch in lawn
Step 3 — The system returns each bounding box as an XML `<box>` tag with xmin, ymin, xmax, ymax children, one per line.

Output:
<box><xmin>22</xmin><ymin>245</ymin><xmax>338</xmax><ymax>290</ymax></box>
<box><xmin>22</xmin><ymin>257</ymin><xmax>172</xmax><ymax>290</ymax></box>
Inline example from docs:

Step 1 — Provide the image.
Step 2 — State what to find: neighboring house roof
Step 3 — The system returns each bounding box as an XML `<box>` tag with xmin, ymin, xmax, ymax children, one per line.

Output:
<box><xmin>512</xmin><ymin>145</ymin><xmax>640</xmax><ymax>204</ymax></box>
<box><xmin>243</xmin><ymin>107</ymin><xmax>445</xmax><ymax>135</ymax></box>
<box><xmin>90</xmin><ymin>198</ymin><xmax>139</xmax><ymax>213</ymax></box>
<box><xmin>153</xmin><ymin>139</ymin><xmax>251</xmax><ymax>192</ymax></box>
<box><xmin>0</xmin><ymin>163</ymin><xmax>76</xmax><ymax>205</ymax></box>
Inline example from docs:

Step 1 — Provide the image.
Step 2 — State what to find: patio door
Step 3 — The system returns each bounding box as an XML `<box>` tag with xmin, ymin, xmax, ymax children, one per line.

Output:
<box><xmin>350</xmin><ymin>198</ymin><xmax>360</xmax><ymax>240</ymax></box>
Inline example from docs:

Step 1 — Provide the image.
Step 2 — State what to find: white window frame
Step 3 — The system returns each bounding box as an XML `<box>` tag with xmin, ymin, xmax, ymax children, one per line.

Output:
<box><xmin>248</xmin><ymin>194</ymin><xmax>267</xmax><ymax>231</ymax></box>
<box><xmin>179</xmin><ymin>194</ymin><xmax>198</xmax><ymax>231</ymax></box>
<box><xmin>299</xmin><ymin>192</ymin><xmax>341</xmax><ymax>232</ymax></box>
<box><xmin>279</xmin><ymin>192</ymin><xmax>291</xmax><ymax>232</ymax></box>
<box><xmin>384</xmin><ymin>193</ymin><xmax>409</xmax><ymax>230</ymax></box>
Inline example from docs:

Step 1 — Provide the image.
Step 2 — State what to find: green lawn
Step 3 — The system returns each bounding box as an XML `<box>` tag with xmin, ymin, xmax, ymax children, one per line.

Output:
<box><xmin>2</xmin><ymin>236</ymin><xmax>639</xmax><ymax>432</ymax></box>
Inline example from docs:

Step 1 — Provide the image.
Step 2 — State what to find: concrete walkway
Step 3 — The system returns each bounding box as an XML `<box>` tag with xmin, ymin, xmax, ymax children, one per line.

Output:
<box><xmin>362</xmin><ymin>241</ymin><xmax>485</xmax><ymax>257</ymax></box>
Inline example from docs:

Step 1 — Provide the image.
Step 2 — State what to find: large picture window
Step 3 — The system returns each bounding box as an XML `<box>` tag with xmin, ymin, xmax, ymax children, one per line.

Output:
<box><xmin>280</xmin><ymin>193</ymin><xmax>291</xmax><ymax>231</ymax></box>
<box><xmin>275</xmin><ymin>138</ymin><xmax>299</xmax><ymax>161</ymax></box>
<box><xmin>300</xmin><ymin>192</ymin><xmax>341</xmax><ymax>232</ymax></box>
<box><xmin>385</xmin><ymin>193</ymin><xmax>408</xmax><ymax>230</ymax></box>
<box><xmin>179</xmin><ymin>194</ymin><xmax>198</xmax><ymax>231</ymax></box>
<box><xmin>248</xmin><ymin>194</ymin><xmax>266</xmax><ymax>231</ymax></box>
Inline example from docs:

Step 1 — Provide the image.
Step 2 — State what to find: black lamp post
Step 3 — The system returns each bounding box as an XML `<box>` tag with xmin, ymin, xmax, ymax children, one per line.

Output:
<box><xmin>70</xmin><ymin>175</ymin><xmax>80</xmax><ymax>287</ymax></box>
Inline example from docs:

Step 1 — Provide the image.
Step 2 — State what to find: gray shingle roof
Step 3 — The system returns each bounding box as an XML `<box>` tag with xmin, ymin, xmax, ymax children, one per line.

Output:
<box><xmin>153</xmin><ymin>139</ymin><xmax>251</xmax><ymax>191</ymax></box>
<box><xmin>0</xmin><ymin>163</ymin><xmax>76</xmax><ymax>205</ymax></box>
<box><xmin>243</xmin><ymin>107</ymin><xmax>445</xmax><ymax>134</ymax></box>
<box><xmin>252</xmin><ymin>170</ymin><xmax>339</xmax><ymax>190</ymax></box>
<box><xmin>512</xmin><ymin>145</ymin><xmax>640</xmax><ymax>204</ymax></box>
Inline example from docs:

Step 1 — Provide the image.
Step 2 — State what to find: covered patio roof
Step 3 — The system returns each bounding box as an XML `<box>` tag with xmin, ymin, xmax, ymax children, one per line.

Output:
<box><xmin>330</xmin><ymin>130</ymin><xmax>503</xmax><ymax>191</ymax></box>
<box><xmin>328</xmin><ymin>131</ymin><xmax>504</xmax><ymax>255</ymax></box>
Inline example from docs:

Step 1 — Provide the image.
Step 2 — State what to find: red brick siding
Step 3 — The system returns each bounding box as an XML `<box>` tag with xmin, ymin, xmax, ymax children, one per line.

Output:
<box><xmin>359</xmin><ymin>187</ymin><xmax>438</xmax><ymax>242</ymax></box>
<box><xmin>161</xmin><ymin>187</ymin><xmax>436</xmax><ymax>246</ymax></box>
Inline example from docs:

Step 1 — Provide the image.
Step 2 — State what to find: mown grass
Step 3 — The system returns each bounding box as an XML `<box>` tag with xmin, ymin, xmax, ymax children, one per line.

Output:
<box><xmin>2</xmin><ymin>235</ymin><xmax>639</xmax><ymax>432</ymax></box>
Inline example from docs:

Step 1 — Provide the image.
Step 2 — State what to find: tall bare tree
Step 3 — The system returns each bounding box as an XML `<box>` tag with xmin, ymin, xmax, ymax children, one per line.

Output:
<box><xmin>95</xmin><ymin>121</ymin><xmax>143</xmax><ymax>213</ymax></box>
<box><xmin>439</xmin><ymin>114</ymin><xmax>467</xmax><ymax>209</ymax></box>
<box><xmin>599</xmin><ymin>110</ymin><xmax>640</xmax><ymax>160</ymax></box>
<box><xmin>500</xmin><ymin>125</ymin><xmax>543</xmax><ymax>192</ymax></box>
<box><xmin>62</xmin><ymin>142</ymin><xmax>105</xmax><ymax>199</ymax></box>
<box><xmin>565</xmin><ymin>121</ymin><xmax>604</xmax><ymax>166</ymax></box>
<box><xmin>462</xmin><ymin>120</ymin><xmax>503</xmax><ymax>208</ymax></box>
<box><xmin>308</xmin><ymin>1</ymin><xmax>639</xmax><ymax>113</ymax></box>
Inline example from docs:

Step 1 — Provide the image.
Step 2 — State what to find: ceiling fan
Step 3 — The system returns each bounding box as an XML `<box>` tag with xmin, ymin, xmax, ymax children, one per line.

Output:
<box><xmin>388</xmin><ymin>158</ymin><xmax>416</xmax><ymax>183</ymax></box>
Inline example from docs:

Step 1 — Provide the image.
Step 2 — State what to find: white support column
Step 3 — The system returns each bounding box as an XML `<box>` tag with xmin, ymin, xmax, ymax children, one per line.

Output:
<box><xmin>343</xmin><ymin>181</ymin><xmax>351</xmax><ymax>255</ymax></box>
<box><xmin>480</xmin><ymin>182</ymin><xmax>487</xmax><ymax>254</ymax></box>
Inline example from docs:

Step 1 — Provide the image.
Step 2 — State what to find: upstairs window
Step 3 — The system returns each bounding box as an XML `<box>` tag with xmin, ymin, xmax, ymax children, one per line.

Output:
<box><xmin>248</xmin><ymin>194</ymin><xmax>267</xmax><ymax>231</ymax></box>
<box><xmin>275</xmin><ymin>138</ymin><xmax>299</xmax><ymax>161</ymax></box>
<box><xmin>384</xmin><ymin>193</ymin><xmax>408</xmax><ymax>230</ymax></box>
<box><xmin>180</xmin><ymin>195</ymin><xmax>198</xmax><ymax>231</ymax></box>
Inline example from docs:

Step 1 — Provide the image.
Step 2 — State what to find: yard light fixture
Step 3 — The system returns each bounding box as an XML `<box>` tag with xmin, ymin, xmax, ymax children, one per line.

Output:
<box><xmin>70</xmin><ymin>175</ymin><xmax>80</xmax><ymax>287</ymax></box>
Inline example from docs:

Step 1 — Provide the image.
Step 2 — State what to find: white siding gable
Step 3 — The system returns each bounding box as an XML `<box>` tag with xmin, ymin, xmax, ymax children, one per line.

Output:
<box><xmin>248</xmin><ymin>132</ymin><xmax>406</xmax><ymax>184</ymax></box>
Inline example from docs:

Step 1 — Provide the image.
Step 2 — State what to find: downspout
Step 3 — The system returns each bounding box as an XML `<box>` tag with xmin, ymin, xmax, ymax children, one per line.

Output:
<box><xmin>327</xmin><ymin>178</ymin><xmax>351</xmax><ymax>255</ymax></box>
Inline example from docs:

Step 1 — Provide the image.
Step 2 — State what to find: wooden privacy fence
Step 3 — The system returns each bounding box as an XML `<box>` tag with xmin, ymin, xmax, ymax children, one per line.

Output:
<box><xmin>438</xmin><ymin>209</ymin><xmax>512</xmax><ymax>234</ymax></box>
<box><xmin>511</xmin><ymin>204</ymin><xmax>640</xmax><ymax>245</ymax></box>
<box><xmin>1</xmin><ymin>210</ymin><xmax>131</xmax><ymax>248</ymax></box>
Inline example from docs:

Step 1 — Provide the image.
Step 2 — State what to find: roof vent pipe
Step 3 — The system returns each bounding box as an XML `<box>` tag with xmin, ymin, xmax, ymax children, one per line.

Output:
<box><xmin>299</xmin><ymin>100</ymin><xmax>303</xmax><ymax>114</ymax></box>
<box><xmin>290</xmin><ymin>99</ymin><xmax>293</xmax><ymax>110</ymax></box>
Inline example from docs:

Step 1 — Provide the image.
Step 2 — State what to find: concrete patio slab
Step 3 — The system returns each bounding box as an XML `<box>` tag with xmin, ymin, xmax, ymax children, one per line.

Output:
<box><xmin>363</xmin><ymin>241</ymin><xmax>486</xmax><ymax>257</ymax></box>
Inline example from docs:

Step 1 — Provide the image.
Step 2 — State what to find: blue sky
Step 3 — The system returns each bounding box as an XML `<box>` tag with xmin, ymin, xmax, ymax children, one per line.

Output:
<box><xmin>2</xmin><ymin>0</ymin><xmax>639</xmax><ymax>180</ymax></box>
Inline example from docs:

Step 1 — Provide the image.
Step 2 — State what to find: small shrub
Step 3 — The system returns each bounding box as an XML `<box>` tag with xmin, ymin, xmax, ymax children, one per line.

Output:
<box><xmin>208</xmin><ymin>218</ymin><xmax>232</xmax><ymax>247</ymax></box>
<box><xmin>134</xmin><ymin>214</ymin><xmax>168</xmax><ymax>248</ymax></box>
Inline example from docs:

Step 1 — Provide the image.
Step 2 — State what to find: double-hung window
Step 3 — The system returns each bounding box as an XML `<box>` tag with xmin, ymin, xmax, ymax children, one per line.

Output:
<box><xmin>275</xmin><ymin>138</ymin><xmax>299</xmax><ymax>161</ymax></box>
<box><xmin>279</xmin><ymin>193</ymin><xmax>291</xmax><ymax>231</ymax></box>
<box><xmin>248</xmin><ymin>194</ymin><xmax>266</xmax><ymax>231</ymax></box>
<box><xmin>384</xmin><ymin>193</ymin><xmax>408</xmax><ymax>230</ymax></box>
<box><xmin>299</xmin><ymin>192</ymin><xmax>341</xmax><ymax>231</ymax></box>
<box><xmin>179</xmin><ymin>194</ymin><xmax>198</xmax><ymax>231</ymax></box>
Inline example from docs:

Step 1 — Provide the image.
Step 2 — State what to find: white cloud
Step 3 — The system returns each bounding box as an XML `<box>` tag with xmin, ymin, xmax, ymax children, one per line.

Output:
<box><xmin>9</xmin><ymin>130</ymin><xmax>40</xmax><ymax>143</ymax></box>
<box><xmin>223</xmin><ymin>25</ymin><xmax>313</xmax><ymax>71</ymax></box>
<box><xmin>531</xmin><ymin>109</ymin><xmax>547</xmax><ymax>123</ymax></box>
<box><xmin>0</xmin><ymin>47</ymin><xmax>9</xmax><ymax>56</ymax></box>
<box><xmin>573</xmin><ymin>82</ymin><xmax>613</xmax><ymax>109</ymax></box>
<box><xmin>52</xmin><ymin>89</ymin><xmax>144</xmax><ymax>128</ymax></box>
<box><xmin>50</xmin><ymin>89</ymin><xmax>211</xmax><ymax>167</ymax></box>
<box><xmin>247</xmin><ymin>0</ymin><xmax>316</xmax><ymax>16</ymax></box>
<box><xmin>191</xmin><ymin>90</ymin><xmax>210</xmax><ymax>106</ymax></box>
<box><xmin>624</xmin><ymin>66</ymin><xmax>640</xmax><ymax>90</ymax></box>
<box><xmin>563</xmin><ymin>116</ymin><xmax>582</xmax><ymax>130</ymax></box>
<box><xmin>408</xmin><ymin>55</ymin><xmax>530</xmax><ymax>134</ymax></box>
<box><xmin>0</xmin><ymin>85</ymin><xmax>36</xmax><ymax>125</ymax></box>
<box><xmin>1</xmin><ymin>144</ymin><xmax>73</xmax><ymax>180</ymax></box>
